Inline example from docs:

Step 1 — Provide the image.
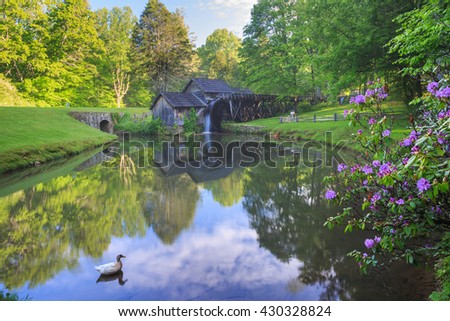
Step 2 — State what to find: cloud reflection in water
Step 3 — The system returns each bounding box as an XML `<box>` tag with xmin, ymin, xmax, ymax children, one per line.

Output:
<box><xmin>109</xmin><ymin>212</ymin><xmax>310</xmax><ymax>300</ymax></box>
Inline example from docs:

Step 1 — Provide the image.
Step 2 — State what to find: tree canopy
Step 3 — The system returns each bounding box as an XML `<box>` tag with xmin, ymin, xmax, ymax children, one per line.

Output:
<box><xmin>239</xmin><ymin>0</ymin><xmax>433</xmax><ymax>100</ymax></box>
<box><xmin>0</xmin><ymin>0</ymin><xmax>448</xmax><ymax>106</ymax></box>
<box><xmin>131</xmin><ymin>0</ymin><xmax>194</xmax><ymax>94</ymax></box>
<box><xmin>197</xmin><ymin>28</ymin><xmax>242</xmax><ymax>86</ymax></box>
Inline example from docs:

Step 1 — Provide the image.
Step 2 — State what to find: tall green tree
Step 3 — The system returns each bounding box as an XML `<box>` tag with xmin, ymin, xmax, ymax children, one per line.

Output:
<box><xmin>0</xmin><ymin>0</ymin><xmax>51</xmax><ymax>99</ymax></box>
<box><xmin>197</xmin><ymin>28</ymin><xmax>242</xmax><ymax>85</ymax></box>
<box><xmin>240</xmin><ymin>0</ymin><xmax>302</xmax><ymax>96</ymax></box>
<box><xmin>44</xmin><ymin>0</ymin><xmax>103</xmax><ymax>106</ymax></box>
<box><xmin>95</xmin><ymin>7</ymin><xmax>137</xmax><ymax>107</ymax></box>
<box><xmin>131</xmin><ymin>0</ymin><xmax>194</xmax><ymax>95</ymax></box>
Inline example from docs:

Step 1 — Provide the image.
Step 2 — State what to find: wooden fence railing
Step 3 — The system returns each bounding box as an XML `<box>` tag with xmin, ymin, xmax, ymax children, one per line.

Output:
<box><xmin>279</xmin><ymin>112</ymin><xmax>405</xmax><ymax>123</ymax></box>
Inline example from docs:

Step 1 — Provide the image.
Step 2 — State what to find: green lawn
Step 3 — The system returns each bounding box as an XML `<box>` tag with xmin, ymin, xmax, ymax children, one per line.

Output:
<box><xmin>226</xmin><ymin>101</ymin><xmax>412</xmax><ymax>150</ymax></box>
<box><xmin>0</xmin><ymin>107</ymin><xmax>130</xmax><ymax>173</ymax></box>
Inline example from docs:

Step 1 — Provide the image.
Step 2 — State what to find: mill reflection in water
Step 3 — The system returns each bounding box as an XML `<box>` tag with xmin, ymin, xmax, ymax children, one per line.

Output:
<box><xmin>0</xmin><ymin>135</ymin><xmax>433</xmax><ymax>300</ymax></box>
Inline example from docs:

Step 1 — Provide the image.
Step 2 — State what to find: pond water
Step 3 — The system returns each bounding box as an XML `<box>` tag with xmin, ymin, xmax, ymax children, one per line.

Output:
<box><xmin>0</xmin><ymin>134</ymin><xmax>433</xmax><ymax>301</ymax></box>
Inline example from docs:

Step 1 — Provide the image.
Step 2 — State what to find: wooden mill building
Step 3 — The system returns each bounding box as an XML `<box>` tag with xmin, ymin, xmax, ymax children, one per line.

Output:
<box><xmin>151</xmin><ymin>78</ymin><xmax>252</xmax><ymax>127</ymax></box>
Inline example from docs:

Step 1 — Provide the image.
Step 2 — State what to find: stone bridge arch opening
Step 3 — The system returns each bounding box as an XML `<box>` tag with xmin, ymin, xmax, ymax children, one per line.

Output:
<box><xmin>100</xmin><ymin>119</ymin><xmax>113</xmax><ymax>133</ymax></box>
<box><xmin>206</xmin><ymin>99</ymin><xmax>232</xmax><ymax>132</ymax></box>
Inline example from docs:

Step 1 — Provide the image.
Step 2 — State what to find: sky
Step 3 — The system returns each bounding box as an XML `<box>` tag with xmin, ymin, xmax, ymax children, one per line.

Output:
<box><xmin>89</xmin><ymin>0</ymin><xmax>258</xmax><ymax>47</ymax></box>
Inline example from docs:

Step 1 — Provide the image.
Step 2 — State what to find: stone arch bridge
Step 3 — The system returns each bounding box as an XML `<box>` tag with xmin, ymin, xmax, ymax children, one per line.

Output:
<box><xmin>70</xmin><ymin>112</ymin><xmax>114</xmax><ymax>134</ymax></box>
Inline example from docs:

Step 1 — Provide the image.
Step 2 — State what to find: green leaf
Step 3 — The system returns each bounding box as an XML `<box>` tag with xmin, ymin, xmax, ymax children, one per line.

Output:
<box><xmin>438</xmin><ymin>182</ymin><xmax>449</xmax><ymax>193</ymax></box>
<box><xmin>381</xmin><ymin>176</ymin><xmax>395</xmax><ymax>187</ymax></box>
<box><xmin>405</xmin><ymin>226</ymin><xmax>411</xmax><ymax>236</ymax></box>
<box><xmin>404</xmin><ymin>155</ymin><xmax>417</xmax><ymax>169</ymax></box>
<box><xmin>344</xmin><ymin>224</ymin><xmax>353</xmax><ymax>233</ymax></box>
<box><xmin>406</xmin><ymin>252</ymin><xmax>414</xmax><ymax>265</ymax></box>
<box><xmin>415</xmin><ymin>136</ymin><xmax>427</xmax><ymax>146</ymax></box>
<box><xmin>436</xmin><ymin>147</ymin><xmax>445</xmax><ymax>157</ymax></box>
<box><xmin>362</xmin><ymin>201</ymin><xmax>370</xmax><ymax>211</ymax></box>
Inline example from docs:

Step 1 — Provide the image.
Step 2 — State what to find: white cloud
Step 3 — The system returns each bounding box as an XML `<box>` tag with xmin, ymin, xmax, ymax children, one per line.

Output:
<box><xmin>196</xmin><ymin>0</ymin><xmax>258</xmax><ymax>37</ymax></box>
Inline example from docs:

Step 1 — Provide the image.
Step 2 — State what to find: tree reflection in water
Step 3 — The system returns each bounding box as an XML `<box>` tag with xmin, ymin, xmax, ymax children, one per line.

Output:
<box><xmin>242</xmin><ymin>163</ymin><xmax>433</xmax><ymax>300</ymax></box>
<box><xmin>0</xmin><ymin>147</ymin><xmax>198</xmax><ymax>289</ymax></box>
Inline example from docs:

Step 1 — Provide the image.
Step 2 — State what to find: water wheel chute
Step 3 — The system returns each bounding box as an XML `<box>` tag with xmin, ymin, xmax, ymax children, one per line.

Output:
<box><xmin>204</xmin><ymin>98</ymin><xmax>232</xmax><ymax>133</ymax></box>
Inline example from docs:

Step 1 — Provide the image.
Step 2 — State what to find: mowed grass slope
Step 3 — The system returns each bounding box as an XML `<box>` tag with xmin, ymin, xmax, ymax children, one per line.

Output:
<box><xmin>0</xmin><ymin>107</ymin><xmax>127</xmax><ymax>173</ymax></box>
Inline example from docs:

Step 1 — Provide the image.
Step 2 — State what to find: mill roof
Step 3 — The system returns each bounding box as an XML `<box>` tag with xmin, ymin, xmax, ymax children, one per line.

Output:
<box><xmin>184</xmin><ymin>78</ymin><xmax>236</xmax><ymax>94</ymax></box>
<box><xmin>155</xmin><ymin>92</ymin><xmax>207</xmax><ymax>108</ymax></box>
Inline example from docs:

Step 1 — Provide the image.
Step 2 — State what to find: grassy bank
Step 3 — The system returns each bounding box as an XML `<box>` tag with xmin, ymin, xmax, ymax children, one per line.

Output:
<box><xmin>224</xmin><ymin>101</ymin><xmax>411</xmax><ymax>151</ymax></box>
<box><xmin>0</xmin><ymin>107</ymin><xmax>149</xmax><ymax>173</ymax></box>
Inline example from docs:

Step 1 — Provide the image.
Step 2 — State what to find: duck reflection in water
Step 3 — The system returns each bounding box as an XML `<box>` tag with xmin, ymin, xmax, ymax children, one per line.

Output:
<box><xmin>96</xmin><ymin>270</ymin><xmax>128</xmax><ymax>286</ymax></box>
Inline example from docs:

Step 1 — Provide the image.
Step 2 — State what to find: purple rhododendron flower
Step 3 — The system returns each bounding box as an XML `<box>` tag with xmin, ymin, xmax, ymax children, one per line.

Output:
<box><xmin>365</xmin><ymin>89</ymin><xmax>375</xmax><ymax>97</ymax></box>
<box><xmin>437</xmin><ymin>132</ymin><xmax>446</xmax><ymax>145</ymax></box>
<box><xmin>362</xmin><ymin>165</ymin><xmax>373</xmax><ymax>175</ymax></box>
<box><xmin>427</xmin><ymin>82</ymin><xmax>439</xmax><ymax>94</ymax></box>
<box><xmin>325</xmin><ymin>190</ymin><xmax>337</xmax><ymax>200</ymax></box>
<box><xmin>363</xmin><ymin>180</ymin><xmax>368</xmax><ymax>186</ymax></box>
<box><xmin>337</xmin><ymin>163</ymin><xmax>348</xmax><ymax>172</ymax></box>
<box><xmin>436</xmin><ymin>87</ymin><xmax>450</xmax><ymax>99</ymax></box>
<box><xmin>374</xmin><ymin>236</ymin><xmax>381</xmax><ymax>243</ymax></box>
<box><xmin>378</xmin><ymin>163</ymin><xmax>393</xmax><ymax>177</ymax></box>
<box><xmin>350</xmin><ymin>95</ymin><xmax>366</xmax><ymax>105</ymax></box>
<box><xmin>402</xmin><ymin>157</ymin><xmax>409</xmax><ymax>165</ymax></box>
<box><xmin>343</xmin><ymin>109</ymin><xmax>349</xmax><ymax>118</ymax></box>
<box><xmin>372</xmin><ymin>160</ymin><xmax>381</xmax><ymax>167</ymax></box>
<box><xmin>411</xmin><ymin>146</ymin><xmax>420</xmax><ymax>154</ymax></box>
<box><xmin>350</xmin><ymin>164</ymin><xmax>361</xmax><ymax>173</ymax></box>
<box><xmin>378</xmin><ymin>93</ymin><xmax>388</xmax><ymax>100</ymax></box>
<box><xmin>357</xmin><ymin>129</ymin><xmax>363</xmax><ymax>135</ymax></box>
<box><xmin>355</xmin><ymin>95</ymin><xmax>366</xmax><ymax>104</ymax></box>
<box><xmin>402</xmin><ymin>138</ymin><xmax>412</xmax><ymax>147</ymax></box>
<box><xmin>410</xmin><ymin>130</ymin><xmax>419</xmax><ymax>140</ymax></box>
<box><xmin>364</xmin><ymin>239</ymin><xmax>375</xmax><ymax>249</ymax></box>
<box><xmin>396</xmin><ymin>199</ymin><xmax>405</xmax><ymax>205</ymax></box>
<box><xmin>371</xmin><ymin>193</ymin><xmax>381</xmax><ymax>204</ymax></box>
<box><xmin>432</xmin><ymin>206</ymin><xmax>443</xmax><ymax>215</ymax></box>
<box><xmin>417</xmin><ymin>178</ymin><xmax>431</xmax><ymax>192</ymax></box>
<box><xmin>368</xmin><ymin>118</ymin><xmax>376</xmax><ymax>125</ymax></box>
<box><xmin>382</xmin><ymin>129</ymin><xmax>391</xmax><ymax>137</ymax></box>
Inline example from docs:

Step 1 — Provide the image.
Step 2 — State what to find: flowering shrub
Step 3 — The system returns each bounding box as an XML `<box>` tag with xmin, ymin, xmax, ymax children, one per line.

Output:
<box><xmin>324</xmin><ymin>80</ymin><xmax>450</xmax><ymax>273</ymax></box>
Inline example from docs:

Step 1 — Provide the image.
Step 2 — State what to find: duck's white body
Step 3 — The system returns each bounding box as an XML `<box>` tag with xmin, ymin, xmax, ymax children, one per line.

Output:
<box><xmin>95</xmin><ymin>255</ymin><xmax>125</xmax><ymax>275</ymax></box>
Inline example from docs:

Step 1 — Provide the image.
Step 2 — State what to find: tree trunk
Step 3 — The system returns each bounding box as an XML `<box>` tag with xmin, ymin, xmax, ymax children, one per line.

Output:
<box><xmin>113</xmin><ymin>67</ymin><xmax>130</xmax><ymax>108</ymax></box>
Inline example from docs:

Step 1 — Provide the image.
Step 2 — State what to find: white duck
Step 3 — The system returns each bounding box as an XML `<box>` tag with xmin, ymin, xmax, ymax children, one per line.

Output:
<box><xmin>95</xmin><ymin>254</ymin><xmax>126</xmax><ymax>275</ymax></box>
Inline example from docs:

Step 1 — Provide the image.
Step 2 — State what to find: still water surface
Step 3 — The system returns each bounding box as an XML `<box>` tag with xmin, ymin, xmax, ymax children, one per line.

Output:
<box><xmin>0</xmin><ymin>135</ymin><xmax>433</xmax><ymax>300</ymax></box>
